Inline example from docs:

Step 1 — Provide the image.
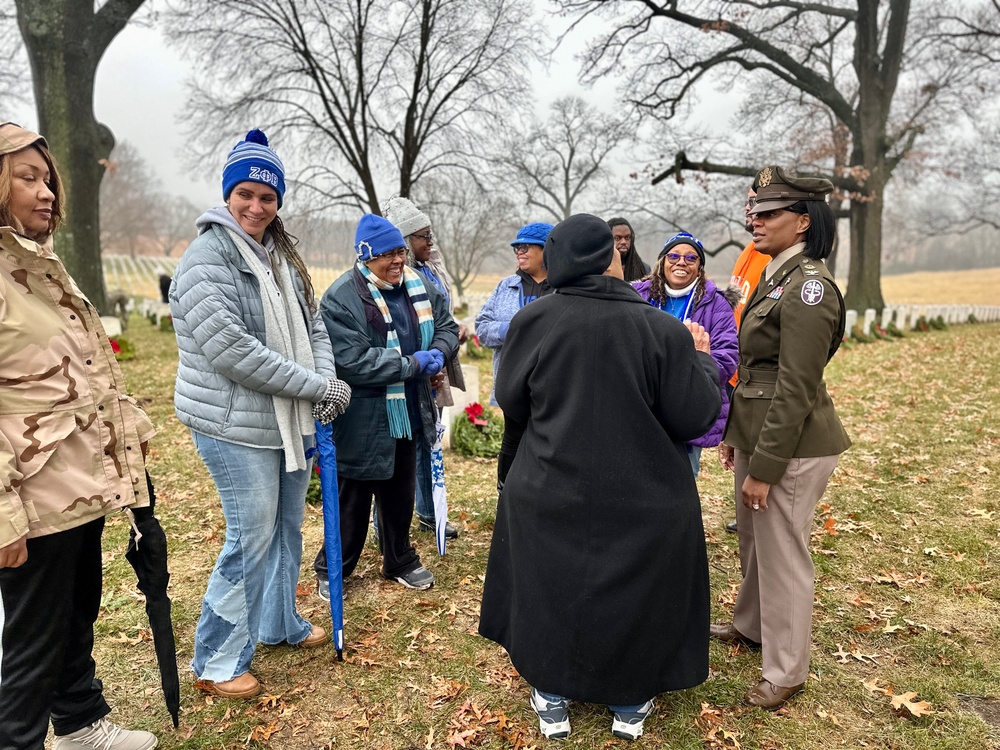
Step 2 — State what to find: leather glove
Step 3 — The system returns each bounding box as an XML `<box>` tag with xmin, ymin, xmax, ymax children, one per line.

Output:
<box><xmin>413</xmin><ymin>350</ymin><xmax>443</xmax><ymax>376</ymax></box>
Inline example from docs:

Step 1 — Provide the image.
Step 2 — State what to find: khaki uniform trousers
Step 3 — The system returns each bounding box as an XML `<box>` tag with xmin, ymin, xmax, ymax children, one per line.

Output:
<box><xmin>732</xmin><ymin>449</ymin><xmax>839</xmax><ymax>687</ymax></box>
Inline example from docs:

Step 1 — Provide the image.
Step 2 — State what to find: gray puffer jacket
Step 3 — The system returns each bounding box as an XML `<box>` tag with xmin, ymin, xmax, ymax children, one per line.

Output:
<box><xmin>170</xmin><ymin>219</ymin><xmax>336</xmax><ymax>448</ymax></box>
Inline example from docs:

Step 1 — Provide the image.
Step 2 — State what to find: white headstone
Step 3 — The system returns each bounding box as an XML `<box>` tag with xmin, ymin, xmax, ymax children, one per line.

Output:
<box><xmin>845</xmin><ymin>309</ymin><xmax>858</xmax><ymax>334</ymax></box>
<box><xmin>442</xmin><ymin>363</ymin><xmax>481</xmax><ymax>449</ymax></box>
<box><xmin>863</xmin><ymin>309</ymin><xmax>876</xmax><ymax>335</ymax></box>
<box><xmin>100</xmin><ymin>316</ymin><xmax>122</xmax><ymax>338</ymax></box>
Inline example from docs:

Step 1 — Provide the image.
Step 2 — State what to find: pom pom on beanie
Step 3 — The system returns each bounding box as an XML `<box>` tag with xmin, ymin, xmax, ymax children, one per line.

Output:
<box><xmin>222</xmin><ymin>129</ymin><xmax>286</xmax><ymax>207</ymax></box>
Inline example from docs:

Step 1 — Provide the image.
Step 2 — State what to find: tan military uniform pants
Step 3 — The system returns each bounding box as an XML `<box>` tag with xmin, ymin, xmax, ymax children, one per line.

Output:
<box><xmin>732</xmin><ymin>449</ymin><xmax>840</xmax><ymax>687</ymax></box>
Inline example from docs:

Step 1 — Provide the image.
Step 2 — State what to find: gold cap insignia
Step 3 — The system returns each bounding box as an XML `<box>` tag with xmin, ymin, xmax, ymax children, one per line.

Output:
<box><xmin>758</xmin><ymin>166</ymin><xmax>773</xmax><ymax>188</ymax></box>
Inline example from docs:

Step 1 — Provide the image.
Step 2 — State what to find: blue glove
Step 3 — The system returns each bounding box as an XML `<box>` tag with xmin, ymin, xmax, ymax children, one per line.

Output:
<box><xmin>430</xmin><ymin>348</ymin><xmax>446</xmax><ymax>370</ymax></box>
<box><xmin>413</xmin><ymin>350</ymin><xmax>442</xmax><ymax>376</ymax></box>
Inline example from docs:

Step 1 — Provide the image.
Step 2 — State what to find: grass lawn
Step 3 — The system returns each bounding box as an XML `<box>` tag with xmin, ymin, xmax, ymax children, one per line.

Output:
<box><xmin>96</xmin><ymin>316</ymin><xmax>1000</xmax><ymax>749</ymax></box>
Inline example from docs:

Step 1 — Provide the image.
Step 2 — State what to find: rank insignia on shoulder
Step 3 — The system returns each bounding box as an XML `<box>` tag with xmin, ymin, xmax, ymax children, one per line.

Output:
<box><xmin>766</xmin><ymin>286</ymin><xmax>784</xmax><ymax>299</ymax></box>
<box><xmin>801</xmin><ymin>279</ymin><xmax>824</xmax><ymax>305</ymax></box>
<box><xmin>803</xmin><ymin>263</ymin><xmax>816</xmax><ymax>269</ymax></box>
<box><xmin>804</xmin><ymin>269</ymin><xmax>820</xmax><ymax>275</ymax></box>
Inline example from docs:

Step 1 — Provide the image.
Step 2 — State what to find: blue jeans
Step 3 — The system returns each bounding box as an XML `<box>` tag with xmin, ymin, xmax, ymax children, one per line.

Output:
<box><xmin>190</xmin><ymin>431</ymin><xmax>314</xmax><ymax>682</ymax></box>
<box><xmin>688</xmin><ymin>445</ymin><xmax>703</xmax><ymax>476</ymax></box>
<box><xmin>534</xmin><ymin>689</ymin><xmax>646</xmax><ymax>714</ymax></box>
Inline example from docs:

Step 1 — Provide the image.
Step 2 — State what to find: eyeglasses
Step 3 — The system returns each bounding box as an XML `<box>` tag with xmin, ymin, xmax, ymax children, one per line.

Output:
<box><xmin>512</xmin><ymin>244</ymin><xmax>537</xmax><ymax>255</ymax></box>
<box><xmin>745</xmin><ymin>197</ymin><xmax>757</xmax><ymax>209</ymax></box>
<box><xmin>410</xmin><ymin>231</ymin><xmax>434</xmax><ymax>242</ymax></box>
<box><xmin>665</xmin><ymin>252</ymin><xmax>700</xmax><ymax>264</ymax></box>
<box><xmin>377</xmin><ymin>248</ymin><xmax>408</xmax><ymax>260</ymax></box>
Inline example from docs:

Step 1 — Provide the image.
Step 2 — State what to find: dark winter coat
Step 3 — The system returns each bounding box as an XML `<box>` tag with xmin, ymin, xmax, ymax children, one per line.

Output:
<box><xmin>320</xmin><ymin>267</ymin><xmax>459</xmax><ymax>480</ymax></box>
<box><xmin>478</xmin><ymin>214</ymin><xmax>721</xmax><ymax>705</ymax></box>
<box><xmin>632</xmin><ymin>278</ymin><xmax>739</xmax><ymax>447</ymax></box>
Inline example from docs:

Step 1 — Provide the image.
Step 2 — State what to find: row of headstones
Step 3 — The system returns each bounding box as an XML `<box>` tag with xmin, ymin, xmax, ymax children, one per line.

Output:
<box><xmin>844</xmin><ymin>304</ymin><xmax>1000</xmax><ymax>336</ymax></box>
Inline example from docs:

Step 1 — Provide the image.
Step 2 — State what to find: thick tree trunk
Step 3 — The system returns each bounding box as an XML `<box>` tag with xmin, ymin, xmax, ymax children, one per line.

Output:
<box><xmin>846</xmin><ymin>190</ymin><xmax>886</xmax><ymax>312</ymax></box>
<box><xmin>16</xmin><ymin>0</ymin><xmax>144</xmax><ymax>313</ymax></box>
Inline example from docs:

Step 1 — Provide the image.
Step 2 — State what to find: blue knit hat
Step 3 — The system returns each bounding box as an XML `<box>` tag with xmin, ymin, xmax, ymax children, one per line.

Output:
<box><xmin>355</xmin><ymin>214</ymin><xmax>406</xmax><ymax>261</ymax></box>
<box><xmin>659</xmin><ymin>231</ymin><xmax>705</xmax><ymax>265</ymax></box>
<box><xmin>222</xmin><ymin>129</ymin><xmax>286</xmax><ymax>208</ymax></box>
<box><xmin>511</xmin><ymin>222</ymin><xmax>554</xmax><ymax>247</ymax></box>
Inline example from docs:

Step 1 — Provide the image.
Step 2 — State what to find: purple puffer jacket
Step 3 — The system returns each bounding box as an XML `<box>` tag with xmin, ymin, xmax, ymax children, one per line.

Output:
<box><xmin>632</xmin><ymin>278</ymin><xmax>739</xmax><ymax>447</ymax></box>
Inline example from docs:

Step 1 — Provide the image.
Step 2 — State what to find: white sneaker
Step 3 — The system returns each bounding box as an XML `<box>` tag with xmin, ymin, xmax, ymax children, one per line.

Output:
<box><xmin>54</xmin><ymin>717</ymin><xmax>158</xmax><ymax>750</ymax></box>
<box><xmin>530</xmin><ymin>688</ymin><xmax>571</xmax><ymax>739</ymax></box>
<box><xmin>611</xmin><ymin>699</ymin><xmax>654</xmax><ymax>741</ymax></box>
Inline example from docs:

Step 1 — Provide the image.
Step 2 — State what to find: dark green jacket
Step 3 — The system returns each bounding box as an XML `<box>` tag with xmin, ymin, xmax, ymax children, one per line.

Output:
<box><xmin>723</xmin><ymin>252</ymin><xmax>851</xmax><ymax>484</ymax></box>
<box><xmin>321</xmin><ymin>267</ymin><xmax>459</xmax><ymax>480</ymax></box>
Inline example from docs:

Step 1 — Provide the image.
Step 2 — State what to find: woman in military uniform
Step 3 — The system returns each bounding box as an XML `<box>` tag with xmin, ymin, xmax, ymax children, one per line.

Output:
<box><xmin>714</xmin><ymin>165</ymin><xmax>851</xmax><ymax>710</ymax></box>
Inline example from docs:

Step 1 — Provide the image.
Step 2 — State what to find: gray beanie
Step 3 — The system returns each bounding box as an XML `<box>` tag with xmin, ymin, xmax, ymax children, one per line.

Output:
<box><xmin>382</xmin><ymin>196</ymin><xmax>431</xmax><ymax>238</ymax></box>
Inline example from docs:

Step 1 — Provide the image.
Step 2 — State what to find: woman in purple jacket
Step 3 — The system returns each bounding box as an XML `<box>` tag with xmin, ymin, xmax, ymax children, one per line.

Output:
<box><xmin>633</xmin><ymin>232</ymin><xmax>739</xmax><ymax>474</ymax></box>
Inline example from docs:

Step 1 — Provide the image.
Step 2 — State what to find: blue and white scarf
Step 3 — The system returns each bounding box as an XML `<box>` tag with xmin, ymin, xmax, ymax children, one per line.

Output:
<box><xmin>357</xmin><ymin>260</ymin><xmax>434</xmax><ymax>438</ymax></box>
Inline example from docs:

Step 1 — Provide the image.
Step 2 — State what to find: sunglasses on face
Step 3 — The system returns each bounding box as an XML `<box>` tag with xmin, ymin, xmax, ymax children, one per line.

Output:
<box><xmin>513</xmin><ymin>244</ymin><xmax>538</xmax><ymax>255</ymax></box>
<box><xmin>665</xmin><ymin>252</ymin><xmax>700</xmax><ymax>264</ymax></box>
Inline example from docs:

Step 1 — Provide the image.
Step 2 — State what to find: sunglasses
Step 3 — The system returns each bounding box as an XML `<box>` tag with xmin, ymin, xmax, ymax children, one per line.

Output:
<box><xmin>512</xmin><ymin>244</ymin><xmax>538</xmax><ymax>255</ymax></box>
<box><xmin>664</xmin><ymin>252</ymin><xmax>700</xmax><ymax>264</ymax></box>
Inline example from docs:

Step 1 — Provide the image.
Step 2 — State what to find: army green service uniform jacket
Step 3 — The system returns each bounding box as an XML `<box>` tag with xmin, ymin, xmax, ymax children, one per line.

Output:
<box><xmin>723</xmin><ymin>247</ymin><xmax>851</xmax><ymax>484</ymax></box>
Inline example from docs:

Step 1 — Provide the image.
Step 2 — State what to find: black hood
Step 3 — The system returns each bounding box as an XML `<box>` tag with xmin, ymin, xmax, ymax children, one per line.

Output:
<box><xmin>544</xmin><ymin>213</ymin><xmax>615</xmax><ymax>288</ymax></box>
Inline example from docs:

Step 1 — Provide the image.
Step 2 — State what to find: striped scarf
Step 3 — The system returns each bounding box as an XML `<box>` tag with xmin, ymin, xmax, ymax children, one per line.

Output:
<box><xmin>357</xmin><ymin>260</ymin><xmax>435</xmax><ymax>438</ymax></box>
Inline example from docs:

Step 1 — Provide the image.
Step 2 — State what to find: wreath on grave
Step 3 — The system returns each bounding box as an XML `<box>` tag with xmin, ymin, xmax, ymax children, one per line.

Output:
<box><xmin>451</xmin><ymin>402</ymin><xmax>503</xmax><ymax>458</ymax></box>
<box><xmin>465</xmin><ymin>334</ymin><xmax>490</xmax><ymax>360</ymax></box>
<box><xmin>109</xmin><ymin>337</ymin><xmax>136</xmax><ymax>362</ymax></box>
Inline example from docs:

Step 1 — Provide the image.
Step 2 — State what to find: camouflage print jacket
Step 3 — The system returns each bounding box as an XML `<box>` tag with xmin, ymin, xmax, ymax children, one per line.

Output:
<box><xmin>0</xmin><ymin>228</ymin><xmax>154</xmax><ymax>548</ymax></box>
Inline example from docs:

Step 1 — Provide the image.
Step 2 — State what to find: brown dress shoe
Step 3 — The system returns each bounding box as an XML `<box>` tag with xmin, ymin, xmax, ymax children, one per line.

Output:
<box><xmin>746</xmin><ymin>679</ymin><xmax>804</xmax><ymax>710</ymax></box>
<box><xmin>297</xmin><ymin>624</ymin><xmax>329</xmax><ymax>648</ymax></box>
<box><xmin>195</xmin><ymin>672</ymin><xmax>261</xmax><ymax>700</ymax></box>
<box><xmin>709</xmin><ymin>622</ymin><xmax>762</xmax><ymax>648</ymax></box>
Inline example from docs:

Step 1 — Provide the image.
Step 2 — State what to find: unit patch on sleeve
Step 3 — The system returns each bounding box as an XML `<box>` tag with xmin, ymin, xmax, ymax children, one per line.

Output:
<box><xmin>800</xmin><ymin>279</ymin><xmax>825</xmax><ymax>305</ymax></box>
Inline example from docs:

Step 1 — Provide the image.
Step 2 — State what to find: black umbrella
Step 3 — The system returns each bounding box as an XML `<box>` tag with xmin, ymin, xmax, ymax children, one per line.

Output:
<box><xmin>125</xmin><ymin>472</ymin><xmax>180</xmax><ymax>728</ymax></box>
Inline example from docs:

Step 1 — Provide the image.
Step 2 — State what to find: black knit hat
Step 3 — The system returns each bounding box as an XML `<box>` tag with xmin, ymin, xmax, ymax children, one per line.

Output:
<box><xmin>544</xmin><ymin>214</ymin><xmax>614</xmax><ymax>288</ymax></box>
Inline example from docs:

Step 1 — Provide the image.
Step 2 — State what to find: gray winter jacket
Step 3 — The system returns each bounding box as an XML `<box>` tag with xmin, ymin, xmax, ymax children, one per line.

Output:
<box><xmin>170</xmin><ymin>218</ymin><xmax>336</xmax><ymax>447</ymax></box>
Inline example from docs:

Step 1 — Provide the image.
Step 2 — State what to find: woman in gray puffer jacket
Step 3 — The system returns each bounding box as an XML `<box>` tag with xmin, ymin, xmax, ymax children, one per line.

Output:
<box><xmin>170</xmin><ymin>130</ymin><xmax>350</xmax><ymax>700</ymax></box>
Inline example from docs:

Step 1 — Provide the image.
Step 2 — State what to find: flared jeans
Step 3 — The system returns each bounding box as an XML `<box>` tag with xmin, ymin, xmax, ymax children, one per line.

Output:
<box><xmin>190</xmin><ymin>432</ymin><xmax>314</xmax><ymax>682</ymax></box>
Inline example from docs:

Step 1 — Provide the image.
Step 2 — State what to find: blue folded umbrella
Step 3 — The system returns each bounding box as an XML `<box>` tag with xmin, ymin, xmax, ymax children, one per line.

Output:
<box><xmin>315</xmin><ymin>421</ymin><xmax>345</xmax><ymax>660</ymax></box>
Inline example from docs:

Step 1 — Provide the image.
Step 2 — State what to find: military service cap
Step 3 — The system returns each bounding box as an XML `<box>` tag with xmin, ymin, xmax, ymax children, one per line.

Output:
<box><xmin>0</xmin><ymin>122</ymin><xmax>47</xmax><ymax>158</ymax></box>
<box><xmin>750</xmin><ymin>165</ymin><xmax>833</xmax><ymax>214</ymax></box>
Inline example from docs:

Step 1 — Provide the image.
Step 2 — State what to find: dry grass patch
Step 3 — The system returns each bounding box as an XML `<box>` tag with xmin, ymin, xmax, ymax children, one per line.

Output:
<box><xmin>93</xmin><ymin>317</ymin><xmax>1000</xmax><ymax>749</ymax></box>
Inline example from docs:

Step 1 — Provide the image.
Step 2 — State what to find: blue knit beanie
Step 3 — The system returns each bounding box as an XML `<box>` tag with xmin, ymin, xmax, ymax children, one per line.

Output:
<box><xmin>355</xmin><ymin>214</ymin><xmax>406</xmax><ymax>261</ymax></box>
<box><xmin>511</xmin><ymin>222</ymin><xmax>554</xmax><ymax>247</ymax></box>
<box><xmin>222</xmin><ymin>129</ymin><xmax>286</xmax><ymax>208</ymax></box>
<box><xmin>659</xmin><ymin>231</ymin><xmax>705</xmax><ymax>265</ymax></box>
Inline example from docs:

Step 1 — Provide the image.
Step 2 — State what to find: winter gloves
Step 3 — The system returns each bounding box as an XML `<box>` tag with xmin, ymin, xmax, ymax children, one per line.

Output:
<box><xmin>412</xmin><ymin>349</ymin><xmax>445</xmax><ymax>376</ymax></box>
<box><xmin>312</xmin><ymin>376</ymin><xmax>353</xmax><ymax>425</ymax></box>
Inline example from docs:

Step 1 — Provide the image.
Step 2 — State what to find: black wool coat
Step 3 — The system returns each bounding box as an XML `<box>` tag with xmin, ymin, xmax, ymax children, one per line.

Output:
<box><xmin>479</xmin><ymin>274</ymin><xmax>721</xmax><ymax>705</ymax></box>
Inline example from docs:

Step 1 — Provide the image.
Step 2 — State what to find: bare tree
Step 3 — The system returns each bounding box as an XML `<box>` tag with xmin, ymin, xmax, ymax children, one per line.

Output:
<box><xmin>167</xmin><ymin>0</ymin><xmax>541</xmax><ymax>214</ymax></box>
<box><xmin>0</xmin><ymin>9</ymin><xmax>29</xmax><ymax>112</ymax></box>
<box><xmin>499</xmin><ymin>96</ymin><xmax>631</xmax><ymax>221</ymax></box>
<box><xmin>152</xmin><ymin>196</ymin><xmax>201</xmax><ymax>257</ymax></box>
<box><xmin>99</xmin><ymin>142</ymin><xmax>158</xmax><ymax>259</ymax></box>
<box><xmin>558</xmin><ymin>0</ymin><xmax>1000</xmax><ymax>311</ymax></box>
<box><xmin>416</xmin><ymin>173</ymin><xmax>514</xmax><ymax>303</ymax></box>
<box><xmin>14</xmin><ymin>0</ymin><xmax>147</xmax><ymax>312</ymax></box>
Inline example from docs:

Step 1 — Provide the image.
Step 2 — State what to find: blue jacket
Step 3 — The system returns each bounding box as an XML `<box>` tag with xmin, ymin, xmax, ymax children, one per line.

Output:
<box><xmin>474</xmin><ymin>273</ymin><xmax>536</xmax><ymax>405</ymax></box>
<box><xmin>632</xmin><ymin>278</ymin><xmax>739</xmax><ymax>447</ymax></box>
<box><xmin>321</xmin><ymin>267</ymin><xmax>459</xmax><ymax>480</ymax></box>
<box><xmin>171</xmin><ymin>222</ymin><xmax>336</xmax><ymax>447</ymax></box>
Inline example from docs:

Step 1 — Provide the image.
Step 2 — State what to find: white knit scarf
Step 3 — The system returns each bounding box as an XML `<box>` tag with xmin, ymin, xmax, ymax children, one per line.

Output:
<box><xmin>226</xmin><ymin>228</ymin><xmax>315</xmax><ymax>471</ymax></box>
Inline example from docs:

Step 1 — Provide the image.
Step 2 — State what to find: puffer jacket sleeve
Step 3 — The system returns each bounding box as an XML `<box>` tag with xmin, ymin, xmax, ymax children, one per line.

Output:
<box><xmin>701</xmin><ymin>294</ymin><xmax>739</xmax><ymax>388</ymax></box>
<box><xmin>321</xmin><ymin>284</ymin><xmax>414</xmax><ymax>387</ymax></box>
<box><xmin>172</xmin><ymin>236</ymin><xmax>329</xmax><ymax>402</ymax></box>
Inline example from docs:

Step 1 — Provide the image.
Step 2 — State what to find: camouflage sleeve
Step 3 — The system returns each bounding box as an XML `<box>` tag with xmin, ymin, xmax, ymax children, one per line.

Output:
<box><xmin>121</xmin><ymin>394</ymin><xmax>156</xmax><ymax>444</ymax></box>
<box><xmin>0</xmin><ymin>431</ymin><xmax>29</xmax><ymax>548</ymax></box>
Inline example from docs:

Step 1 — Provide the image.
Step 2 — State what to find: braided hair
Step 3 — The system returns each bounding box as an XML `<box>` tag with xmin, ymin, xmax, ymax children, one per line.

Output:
<box><xmin>268</xmin><ymin>216</ymin><xmax>316</xmax><ymax>311</ymax></box>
